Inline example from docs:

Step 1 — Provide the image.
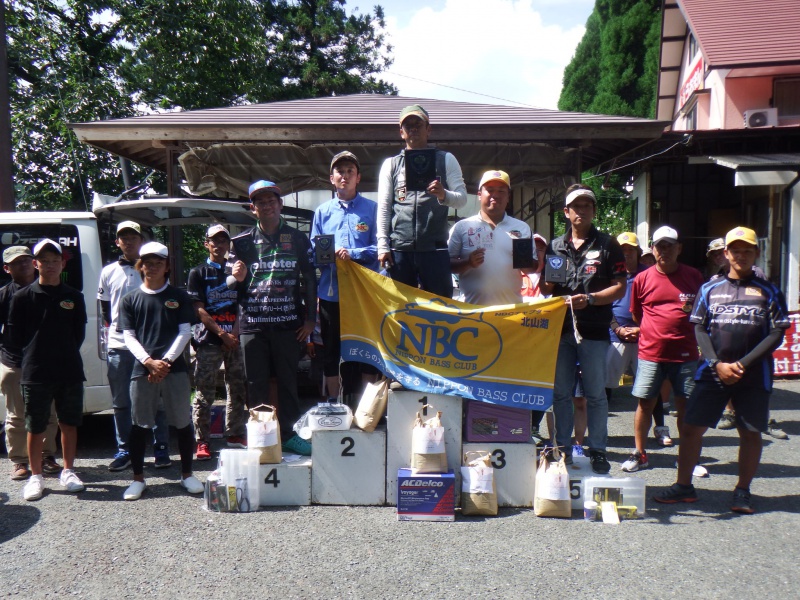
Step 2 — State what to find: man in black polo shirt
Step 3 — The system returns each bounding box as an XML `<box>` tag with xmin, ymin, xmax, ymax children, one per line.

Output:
<box><xmin>654</xmin><ymin>226</ymin><xmax>790</xmax><ymax>513</ymax></box>
<box><xmin>541</xmin><ymin>184</ymin><xmax>626</xmax><ymax>473</ymax></box>
<box><xmin>228</xmin><ymin>180</ymin><xmax>317</xmax><ymax>456</ymax></box>
<box><xmin>7</xmin><ymin>239</ymin><xmax>87</xmax><ymax>501</ymax></box>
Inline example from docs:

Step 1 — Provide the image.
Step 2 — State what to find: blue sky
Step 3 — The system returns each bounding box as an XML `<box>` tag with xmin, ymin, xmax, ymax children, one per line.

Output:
<box><xmin>367</xmin><ymin>0</ymin><xmax>596</xmax><ymax>108</ymax></box>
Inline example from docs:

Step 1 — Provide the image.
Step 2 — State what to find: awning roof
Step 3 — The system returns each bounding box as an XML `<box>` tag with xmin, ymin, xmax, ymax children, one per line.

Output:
<box><xmin>705</xmin><ymin>153</ymin><xmax>800</xmax><ymax>171</ymax></box>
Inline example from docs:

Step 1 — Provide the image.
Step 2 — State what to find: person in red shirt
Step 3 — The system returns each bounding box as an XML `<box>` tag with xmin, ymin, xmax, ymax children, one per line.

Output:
<box><xmin>621</xmin><ymin>226</ymin><xmax>704</xmax><ymax>473</ymax></box>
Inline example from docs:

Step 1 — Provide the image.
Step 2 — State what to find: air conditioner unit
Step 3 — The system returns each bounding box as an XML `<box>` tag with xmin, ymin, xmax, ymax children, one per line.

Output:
<box><xmin>744</xmin><ymin>108</ymin><xmax>778</xmax><ymax>128</ymax></box>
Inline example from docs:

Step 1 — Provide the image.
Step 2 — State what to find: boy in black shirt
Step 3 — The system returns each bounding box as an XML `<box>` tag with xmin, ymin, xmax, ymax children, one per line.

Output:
<box><xmin>8</xmin><ymin>239</ymin><xmax>87</xmax><ymax>501</ymax></box>
<box><xmin>119</xmin><ymin>242</ymin><xmax>202</xmax><ymax>500</ymax></box>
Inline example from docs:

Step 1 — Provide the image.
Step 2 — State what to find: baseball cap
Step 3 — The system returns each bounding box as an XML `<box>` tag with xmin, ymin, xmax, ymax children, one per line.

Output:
<box><xmin>725</xmin><ymin>226</ymin><xmax>757</xmax><ymax>247</ymax></box>
<box><xmin>565</xmin><ymin>188</ymin><xmax>596</xmax><ymax>206</ymax></box>
<box><xmin>139</xmin><ymin>241</ymin><xmax>168</xmax><ymax>259</ymax></box>
<box><xmin>706</xmin><ymin>238</ymin><xmax>725</xmax><ymax>255</ymax></box>
<box><xmin>248</xmin><ymin>180</ymin><xmax>282</xmax><ymax>200</ymax></box>
<box><xmin>33</xmin><ymin>239</ymin><xmax>62</xmax><ymax>257</ymax></box>
<box><xmin>617</xmin><ymin>232</ymin><xmax>639</xmax><ymax>247</ymax></box>
<box><xmin>399</xmin><ymin>104</ymin><xmax>430</xmax><ymax>125</ymax></box>
<box><xmin>206</xmin><ymin>224</ymin><xmax>230</xmax><ymax>239</ymax></box>
<box><xmin>652</xmin><ymin>226</ymin><xmax>679</xmax><ymax>245</ymax></box>
<box><xmin>330</xmin><ymin>151</ymin><xmax>360</xmax><ymax>173</ymax></box>
<box><xmin>478</xmin><ymin>170</ymin><xmax>511</xmax><ymax>190</ymax></box>
<box><xmin>533</xmin><ymin>233</ymin><xmax>548</xmax><ymax>247</ymax></box>
<box><xmin>116</xmin><ymin>221</ymin><xmax>142</xmax><ymax>237</ymax></box>
<box><xmin>3</xmin><ymin>246</ymin><xmax>33</xmax><ymax>264</ymax></box>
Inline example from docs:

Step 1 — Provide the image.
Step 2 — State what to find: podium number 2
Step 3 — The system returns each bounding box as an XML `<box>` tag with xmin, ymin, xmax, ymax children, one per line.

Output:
<box><xmin>341</xmin><ymin>437</ymin><xmax>355</xmax><ymax>457</ymax></box>
<box><xmin>264</xmin><ymin>468</ymin><xmax>280</xmax><ymax>488</ymax></box>
<box><xmin>491</xmin><ymin>449</ymin><xmax>506</xmax><ymax>469</ymax></box>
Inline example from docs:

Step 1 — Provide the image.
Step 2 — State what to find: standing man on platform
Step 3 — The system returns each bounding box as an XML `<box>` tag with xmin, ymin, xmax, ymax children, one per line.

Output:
<box><xmin>187</xmin><ymin>224</ymin><xmax>248</xmax><ymax>460</ymax></box>
<box><xmin>311</xmin><ymin>151</ymin><xmax>380</xmax><ymax>406</ymax></box>
<box><xmin>228</xmin><ymin>180</ymin><xmax>317</xmax><ymax>456</ymax></box>
<box><xmin>99</xmin><ymin>221</ymin><xmax>171</xmax><ymax>472</ymax></box>
<box><xmin>377</xmin><ymin>104</ymin><xmax>467</xmax><ymax>298</ymax></box>
<box><xmin>540</xmin><ymin>184</ymin><xmax>626</xmax><ymax>474</ymax></box>
<box><xmin>448</xmin><ymin>169</ymin><xmax>537</xmax><ymax>305</ymax></box>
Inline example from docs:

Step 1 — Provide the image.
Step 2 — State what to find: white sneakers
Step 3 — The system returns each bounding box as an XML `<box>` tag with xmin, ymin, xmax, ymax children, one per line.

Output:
<box><xmin>23</xmin><ymin>474</ymin><xmax>44</xmax><ymax>501</ymax></box>
<box><xmin>181</xmin><ymin>475</ymin><xmax>204</xmax><ymax>495</ymax></box>
<box><xmin>123</xmin><ymin>480</ymin><xmax>147</xmax><ymax>501</ymax></box>
<box><xmin>59</xmin><ymin>469</ymin><xmax>85</xmax><ymax>492</ymax></box>
<box><xmin>653</xmin><ymin>426</ymin><xmax>674</xmax><ymax>447</ymax></box>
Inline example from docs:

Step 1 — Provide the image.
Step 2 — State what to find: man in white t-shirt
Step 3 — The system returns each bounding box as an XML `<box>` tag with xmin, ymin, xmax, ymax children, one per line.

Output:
<box><xmin>448</xmin><ymin>170</ymin><xmax>537</xmax><ymax>305</ymax></box>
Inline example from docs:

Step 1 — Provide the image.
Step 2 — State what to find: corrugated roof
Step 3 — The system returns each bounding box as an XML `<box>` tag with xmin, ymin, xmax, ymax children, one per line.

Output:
<box><xmin>708</xmin><ymin>153</ymin><xmax>800</xmax><ymax>169</ymax></box>
<box><xmin>679</xmin><ymin>0</ymin><xmax>800</xmax><ymax>67</ymax></box>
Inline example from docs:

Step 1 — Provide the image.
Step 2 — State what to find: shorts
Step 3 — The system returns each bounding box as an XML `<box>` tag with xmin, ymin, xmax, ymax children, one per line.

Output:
<box><xmin>605</xmin><ymin>342</ymin><xmax>638</xmax><ymax>389</ymax></box>
<box><xmin>684</xmin><ymin>378</ymin><xmax>770</xmax><ymax>432</ymax></box>
<box><xmin>130</xmin><ymin>372</ymin><xmax>191</xmax><ymax>429</ymax></box>
<box><xmin>23</xmin><ymin>382</ymin><xmax>84</xmax><ymax>434</ymax></box>
<box><xmin>632</xmin><ymin>359</ymin><xmax>697</xmax><ymax>400</ymax></box>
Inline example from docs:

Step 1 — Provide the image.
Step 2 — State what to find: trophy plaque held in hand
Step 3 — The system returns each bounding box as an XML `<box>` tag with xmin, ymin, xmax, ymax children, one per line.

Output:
<box><xmin>405</xmin><ymin>149</ymin><xmax>437</xmax><ymax>192</ymax></box>
<box><xmin>315</xmin><ymin>235</ymin><xmax>335</xmax><ymax>265</ymax></box>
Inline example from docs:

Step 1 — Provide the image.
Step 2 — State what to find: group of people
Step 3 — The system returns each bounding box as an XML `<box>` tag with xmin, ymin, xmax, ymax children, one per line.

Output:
<box><xmin>3</xmin><ymin>104</ymin><xmax>790</xmax><ymax>514</ymax></box>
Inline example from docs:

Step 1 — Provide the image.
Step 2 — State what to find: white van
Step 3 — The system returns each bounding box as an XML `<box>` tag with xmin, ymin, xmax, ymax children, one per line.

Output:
<box><xmin>0</xmin><ymin>198</ymin><xmax>256</xmax><ymax>420</ymax></box>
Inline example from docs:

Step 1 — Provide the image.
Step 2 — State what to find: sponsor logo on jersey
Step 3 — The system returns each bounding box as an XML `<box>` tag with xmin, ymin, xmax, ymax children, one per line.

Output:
<box><xmin>60</xmin><ymin>300</ymin><xmax>75</xmax><ymax>310</ymax></box>
<box><xmin>165</xmin><ymin>300</ymin><xmax>180</xmax><ymax>309</ymax></box>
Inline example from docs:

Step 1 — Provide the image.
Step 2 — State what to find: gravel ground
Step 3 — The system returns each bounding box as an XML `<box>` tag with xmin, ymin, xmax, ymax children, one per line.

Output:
<box><xmin>1</xmin><ymin>381</ymin><xmax>798</xmax><ymax>599</ymax></box>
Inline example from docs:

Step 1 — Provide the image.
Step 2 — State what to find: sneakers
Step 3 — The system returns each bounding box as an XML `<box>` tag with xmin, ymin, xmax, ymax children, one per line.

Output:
<box><xmin>653</xmin><ymin>426</ymin><xmax>674</xmax><ymax>447</ymax></box>
<box><xmin>731</xmin><ymin>487</ymin><xmax>755</xmax><ymax>514</ymax></box>
<box><xmin>531</xmin><ymin>428</ymin><xmax>547</xmax><ymax>445</ymax></box>
<box><xmin>767</xmin><ymin>419</ymin><xmax>789</xmax><ymax>440</ymax></box>
<box><xmin>153</xmin><ymin>443</ymin><xmax>172</xmax><ymax>468</ymax></box>
<box><xmin>59</xmin><ymin>469</ymin><xmax>85</xmax><ymax>493</ymax></box>
<box><xmin>23</xmin><ymin>474</ymin><xmax>44</xmax><ymax>501</ymax></box>
<box><xmin>11</xmin><ymin>463</ymin><xmax>31</xmax><ymax>480</ymax></box>
<box><xmin>181</xmin><ymin>475</ymin><xmax>204</xmax><ymax>494</ymax></box>
<box><xmin>196</xmin><ymin>442</ymin><xmax>212</xmax><ymax>461</ymax></box>
<box><xmin>674</xmin><ymin>461</ymin><xmax>709</xmax><ymax>478</ymax></box>
<box><xmin>621</xmin><ymin>451</ymin><xmax>649</xmax><ymax>473</ymax></box>
<box><xmin>41</xmin><ymin>456</ymin><xmax>63</xmax><ymax>474</ymax></box>
<box><xmin>108</xmin><ymin>452</ymin><xmax>131</xmax><ymax>472</ymax></box>
<box><xmin>653</xmin><ymin>482</ymin><xmax>698</xmax><ymax>504</ymax></box>
<box><xmin>718</xmin><ymin>409</ymin><xmax>736</xmax><ymax>430</ymax></box>
<box><xmin>589</xmin><ymin>450</ymin><xmax>611</xmax><ymax>474</ymax></box>
<box><xmin>123</xmin><ymin>480</ymin><xmax>146</xmax><ymax>501</ymax></box>
<box><xmin>226</xmin><ymin>435</ymin><xmax>247</xmax><ymax>449</ymax></box>
<box><xmin>282</xmin><ymin>434</ymin><xmax>312</xmax><ymax>456</ymax></box>
<box><xmin>572</xmin><ymin>444</ymin><xmax>586</xmax><ymax>458</ymax></box>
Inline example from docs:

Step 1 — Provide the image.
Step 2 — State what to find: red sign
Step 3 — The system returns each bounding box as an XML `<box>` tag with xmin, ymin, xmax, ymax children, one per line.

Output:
<box><xmin>678</xmin><ymin>57</ymin><xmax>704</xmax><ymax>110</ymax></box>
<box><xmin>774</xmin><ymin>312</ymin><xmax>800</xmax><ymax>376</ymax></box>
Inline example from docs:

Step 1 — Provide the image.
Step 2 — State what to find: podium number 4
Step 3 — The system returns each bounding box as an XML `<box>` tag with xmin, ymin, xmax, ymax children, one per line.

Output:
<box><xmin>264</xmin><ymin>468</ymin><xmax>280</xmax><ymax>488</ymax></box>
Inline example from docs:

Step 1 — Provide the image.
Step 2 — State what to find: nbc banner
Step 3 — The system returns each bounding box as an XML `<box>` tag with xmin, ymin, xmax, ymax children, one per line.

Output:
<box><xmin>338</xmin><ymin>260</ymin><xmax>567</xmax><ymax>411</ymax></box>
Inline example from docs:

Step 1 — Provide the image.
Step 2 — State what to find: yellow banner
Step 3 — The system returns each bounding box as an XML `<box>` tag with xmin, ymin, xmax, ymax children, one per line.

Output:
<box><xmin>338</xmin><ymin>260</ymin><xmax>567</xmax><ymax>410</ymax></box>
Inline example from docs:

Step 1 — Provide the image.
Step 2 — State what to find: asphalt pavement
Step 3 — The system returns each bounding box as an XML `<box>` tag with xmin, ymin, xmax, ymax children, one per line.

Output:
<box><xmin>1</xmin><ymin>380</ymin><xmax>799</xmax><ymax>599</ymax></box>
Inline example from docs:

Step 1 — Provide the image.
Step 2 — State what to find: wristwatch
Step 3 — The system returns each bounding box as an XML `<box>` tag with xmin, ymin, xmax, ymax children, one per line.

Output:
<box><xmin>586</xmin><ymin>293</ymin><xmax>596</xmax><ymax>306</ymax></box>
<box><xmin>707</xmin><ymin>359</ymin><xmax>719</xmax><ymax>370</ymax></box>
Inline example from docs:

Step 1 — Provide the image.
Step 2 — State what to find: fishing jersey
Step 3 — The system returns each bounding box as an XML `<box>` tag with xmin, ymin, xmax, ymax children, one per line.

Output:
<box><xmin>228</xmin><ymin>220</ymin><xmax>316</xmax><ymax>335</ymax></box>
<box><xmin>691</xmin><ymin>274</ymin><xmax>790</xmax><ymax>390</ymax></box>
<box><xmin>186</xmin><ymin>258</ymin><xmax>239</xmax><ymax>346</ymax></box>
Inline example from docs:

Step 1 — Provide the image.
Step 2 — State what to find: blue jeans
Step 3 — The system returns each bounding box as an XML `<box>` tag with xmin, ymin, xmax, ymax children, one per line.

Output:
<box><xmin>108</xmin><ymin>348</ymin><xmax>169</xmax><ymax>454</ymax></box>
<box><xmin>552</xmin><ymin>335</ymin><xmax>610</xmax><ymax>453</ymax></box>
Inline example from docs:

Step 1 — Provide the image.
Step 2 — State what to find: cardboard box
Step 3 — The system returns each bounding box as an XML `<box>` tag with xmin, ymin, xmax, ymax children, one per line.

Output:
<box><xmin>397</xmin><ymin>469</ymin><xmax>455</xmax><ymax>521</ymax></box>
<box><xmin>464</xmin><ymin>400</ymin><xmax>531</xmax><ymax>443</ymax></box>
<box><xmin>209</xmin><ymin>405</ymin><xmax>225</xmax><ymax>439</ymax></box>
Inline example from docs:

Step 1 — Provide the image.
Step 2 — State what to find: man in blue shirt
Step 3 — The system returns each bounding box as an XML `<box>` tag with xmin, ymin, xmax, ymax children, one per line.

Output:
<box><xmin>311</xmin><ymin>151</ymin><xmax>380</xmax><ymax>405</ymax></box>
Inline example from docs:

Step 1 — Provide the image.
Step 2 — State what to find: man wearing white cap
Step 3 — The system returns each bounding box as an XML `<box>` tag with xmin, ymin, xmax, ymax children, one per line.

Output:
<box><xmin>622</xmin><ymin>225</ymin><xmax>704</xmax><ymax>473</ymax></box>
<box><xmin>7</xmin><ymin>239</ymin><xmax>87</xmax><ymax>500</ymax></box>
<box><xmin>187</xmin><ymin>224</ymin><xmax>247</xmax><ymax>460</ymax></box>
<box><xmin>655</xmin><ymin>227</ymin><xmax>790</xmax><ymax>513</ymax></box>
<box><xmin>118</xmin><ymin>242</ymin><xmax>202</xmax><ymax>500</ymax></box>
<box><xmin>98</xmin><ymin>220</ymin><xmax>171</xmax><ymax>472</ymax></box>
<box><xmin>448</xmin><ymin>169</ymin><xmax>537</xmax><ymax>305</ymax></box>
<box><xmin>377</xmin><ymin>104</ymin><xmax>467</xmax><ymax>298</ymax></box>
<box><xmin>541</xmin><ymin>184</ymin><xmax>626</xmax><ymax>474</ymax></box>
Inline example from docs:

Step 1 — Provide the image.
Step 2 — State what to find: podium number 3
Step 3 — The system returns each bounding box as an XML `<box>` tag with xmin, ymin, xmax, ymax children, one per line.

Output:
<box><xmin>341</xmin><ymin>437</ymin><xmax>355</xmax><ymax>457</ymax></box>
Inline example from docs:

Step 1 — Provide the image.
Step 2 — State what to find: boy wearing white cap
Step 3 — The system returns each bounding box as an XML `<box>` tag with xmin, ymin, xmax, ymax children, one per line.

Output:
<box><xmin>187</xmin><ymin>224</ymin><xmax>247</xmax><ymax>459</ymax></box>
<box><xmin>7</xmin><ymin>239</ymin><xmax>87</xmax><ymax>500</ymax></box>
<box><xmin>98</xmin><ymin>220</ymin><xmax>171</xmax><ymax>472</ymax></box>
<box><xmin>655</xmin><ymin>227</ymin><xmax>790</xmax><ymax>513</ymax></box>
<box><xmin>118</xmin><ymin>242</ymin><xmax>202</xmax><ymax>500</ymax></box>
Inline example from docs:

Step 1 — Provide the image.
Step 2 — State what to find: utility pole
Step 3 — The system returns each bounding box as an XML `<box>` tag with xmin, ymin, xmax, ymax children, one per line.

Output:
<box><xmin>0</xmin><ymin>0</ymin><xmax>15</xmax><ymax>211</ymax></box>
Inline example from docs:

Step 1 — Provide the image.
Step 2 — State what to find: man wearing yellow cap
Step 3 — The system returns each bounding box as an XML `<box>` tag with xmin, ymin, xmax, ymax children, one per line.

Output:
<box><xmin>377</xmin><ymin>104</ymin><xmax>467</xmax><ymax>298</ymax></box>
<box><xmin>655</xmin><ymin>226</ymin><xmax>790</xmax><ymax>514</ymax></box>
<box><xmin>448</xmin><ymin>170</ymin><xmax>536</xmax><ymax>305</ymax></box>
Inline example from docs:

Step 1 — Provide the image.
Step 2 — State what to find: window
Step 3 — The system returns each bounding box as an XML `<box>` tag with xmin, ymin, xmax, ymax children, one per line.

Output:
<box><xmin>774</xmin><ymin>78</ymin><xmax>800</xmax><ymax>117</ymax></box>
<box><xmin>0</xmin><ymin>224</ymin><xmax>83</xmax><ymax>290</ymax></box>
<box><xmin>687</xmin><ymin>33</ymin><xmax>698</xmax><ymax>61</ymax></box>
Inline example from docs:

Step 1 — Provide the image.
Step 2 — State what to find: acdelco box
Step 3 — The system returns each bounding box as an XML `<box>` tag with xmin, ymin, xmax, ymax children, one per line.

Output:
<box><xmin>464</xmin><ymin>400</ymin><xmax>531</xmax><ymax>443</ymax></box>
<box><xmin>397</xmin><ymin>469</ymin><xmax>455</xmax><ymax>522</ymax></box>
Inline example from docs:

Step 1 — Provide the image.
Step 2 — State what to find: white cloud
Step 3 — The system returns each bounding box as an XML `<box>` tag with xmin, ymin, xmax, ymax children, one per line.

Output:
<box><xmin>381</xmin><ymin>0</ymin><xmax>586</xmax><ymax>109</ymax></box>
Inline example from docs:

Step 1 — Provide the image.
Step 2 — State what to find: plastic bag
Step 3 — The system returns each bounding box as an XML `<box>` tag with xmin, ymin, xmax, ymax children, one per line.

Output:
<box><xmin>294</xmin><ymin>401</ymin><xmax>353</xmax><ymax>440</ymax></box>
